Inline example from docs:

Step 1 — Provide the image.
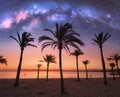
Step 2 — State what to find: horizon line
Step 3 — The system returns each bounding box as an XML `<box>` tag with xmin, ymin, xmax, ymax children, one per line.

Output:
<box><xmin>0</xmin><ymin>68</ymin><xmax>112</xmax><ymax>72</ymax></box>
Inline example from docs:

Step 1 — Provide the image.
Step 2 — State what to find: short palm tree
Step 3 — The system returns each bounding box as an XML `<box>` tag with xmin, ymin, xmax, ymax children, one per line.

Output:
<box><xmin>38</xmin><ymin>22</ymin><xmax>84</xmax><ymax>93</ymax></box>
<box><xmin>107</xmin><ymin>53</ymin><xmax>120</xmax><ymax>77</ymax></box>
<box><xmin>70</xmin><ymin>49</ymin><xmax>84</xmax><ymax>81</ymax></box>
<box><xmin>10</xmin><ymin>31</ymin><xmax>36</xmax><ymax>87</ymax></box>
<box><xmin>92</xmin><ymin>32</ymin><xmax>111</xmax><ymax>85</ymax></box>
<box><xmin>82</xmin><ymin>60</ymin><xmax>90</xmax><ymax>80</ymax></box>
<box><xmin>109</xmin><ymin>63</ymin><xmax>115</xmax><ymax>80</ymax></box>
<box><xmin>0</xmin><ymin>55</ymin><xmax>7</xmax><ymax>65</ymax></box>
<box><xmin>37</xmin><ymin>64</ymin><xmax>42</xmax><ymax>80</ymax></box>
<box><xmin>43</xmin><ymin>54</ymin><xmax>56</xmax><ymax>81</ymax></box>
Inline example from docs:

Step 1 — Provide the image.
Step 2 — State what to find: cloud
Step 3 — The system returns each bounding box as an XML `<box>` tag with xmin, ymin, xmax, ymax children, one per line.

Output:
<box><xmin>15</xmin><ymin>10</ymin><xmax>29</xmax><ymax>23</ymax></box>
<box><xmin>48</xmin><ymin>13</ymin><xmax>68</xmax><ymax>22</ymax></box>
<box><xmin>22</xmin><ymin>17</ymin><xmax>40</xmax><ymax>32</ymax></box>
<box><xmin>0</xmin><ymin>18</ymin><xmax>14</xmax><ymax>29</ymax></box>
<box><xmin>31</xmin><ymin>18</ymin><xmax>40</xmax><ymax>25</ymax></box>
<box><xmin>0</xmin><ymin>10</ymin><xmax>30</xmax><ymax>29</ymax></box>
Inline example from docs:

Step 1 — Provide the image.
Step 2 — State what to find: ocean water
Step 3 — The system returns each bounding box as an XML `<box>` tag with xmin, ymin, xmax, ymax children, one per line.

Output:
<box><xmin>0</xmin><ymin>70</ymin><xmax>114</xmax><ymax>79</ymax></box>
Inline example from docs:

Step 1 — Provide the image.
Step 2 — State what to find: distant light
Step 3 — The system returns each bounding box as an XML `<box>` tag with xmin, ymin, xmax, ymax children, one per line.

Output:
<box><xmin>42</xmin><ymin>10</ymin><xmax>46</xmax><ymax>14</ymax></box>
<box><xmin>71</xmin><ymin>10</ymin><xmax>77</xmax><ymax>17</ymax></box>
<box><xmin>33</xmin><ymin>5</ymin><xmax>37</xmax><ymax>9</ymax></box>
<box><xmin>107</xmin><ymin>14</ymin><xmax>111</xmax><ymax>18</ymax></box>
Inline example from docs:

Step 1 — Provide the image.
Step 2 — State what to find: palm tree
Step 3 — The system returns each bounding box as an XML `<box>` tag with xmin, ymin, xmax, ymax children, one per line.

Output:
<box><xmin>92</xmin><ymin>32</ymin><xmax>111</xmax><ymax>85</ymax></box>
<box><xmin>107</xmin><ymin>53</ymin><xmax>120</xmax><ymax>77</ymax></box>
<box><xmin>70</xmin><ymin>49</ymin><xmax>84</xmax><ymax>81</ymax></box>
<box><xmin>10</xmin><ymin>31</ymin><xmax>36</xmax><ymax>87</ymax></box>
<box><xmin>109</xmin><ymin>63</ymin><xmax>115</xmax><ymax>80</ymax></box>
<box><xmin>37</xmin><ymin>64</ymin><xmax>42</xmax><ymax>80</ymax></box>
<box><xmin>0</xmin><ymin>55</ymin><xmax>7</xmax><ymax>65</ymax></box>
<box><xmin>43</xmin><ymin>54</ymin><xmax>56</xmax><ymax>81</ymax></box>
<box><xmin>82</xmin><ymin>60</ymin><xmax>90</xmax><ymax>80</ymax></box>
<box><xmin>38</xmin><ymin>22</ymin><xmax>84</xmax><ymax>93</ymax></box>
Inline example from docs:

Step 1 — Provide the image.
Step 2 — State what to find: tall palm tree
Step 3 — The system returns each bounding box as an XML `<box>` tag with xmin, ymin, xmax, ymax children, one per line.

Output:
<box><xmin>70</xmin><ymin>49</ymin><xmax>84</xmax><ymax>81</ymax></box>
<box><xmin>38</xmin><ymin>22</ymin><xmax>84</xmax><ymax>93</ymax></box>
<box><xmin>43</xmin><ymin>54</ymin><xmax>56</xmax><ymax>81</ymax></box>
<box><xmin>92</xmin><ymin>32</ymin><xmax>111</xmax><ymax>85</ymax></box>
<box><xmin>37</xmin><ymin>64</ymin><xmax>42</xmax><ymax>80</ymax></box>
<box><xmin>82</xmin><ymin>60</ymin><xmax>90</xmax><ymax>80</ymax></box>
<box><xmin>107</xmin><ymin>53</ymin><xmax>120</xmax><ymax>77</ymax></box>
<box><xmin>10</xmin><ymin>31</ymin><xmax>36</xmax><ymax>87</ymax></box>
<box><xmin>109</xmin><ymin>63</ymin><xmax>115</xmax><ymax>80</ymax></box>
<box><xmin>0</xmin><ymin>55</ymin><xmax>7</xmax><ymax>65</ymax></box>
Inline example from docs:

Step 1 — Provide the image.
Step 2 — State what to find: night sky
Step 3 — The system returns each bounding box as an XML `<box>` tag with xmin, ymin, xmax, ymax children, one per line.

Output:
<box><xmin>0</xmin><ymin>0</ymin><xmax>120</xmax><ymax>70</ymax></box>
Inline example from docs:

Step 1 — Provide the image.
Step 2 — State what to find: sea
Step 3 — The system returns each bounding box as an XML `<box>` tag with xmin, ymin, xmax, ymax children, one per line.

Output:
<box><xmin>0</xmin><ymin>70</ymin><xmax>116</xmax><ymax>79</ymax></box>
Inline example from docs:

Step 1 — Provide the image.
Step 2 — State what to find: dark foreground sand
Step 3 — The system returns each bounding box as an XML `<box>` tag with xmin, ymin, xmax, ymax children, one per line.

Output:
<box><xmin>0</xmin><ymin>78</ymin><xmax>120</xmax><ymax>97</ymax></box>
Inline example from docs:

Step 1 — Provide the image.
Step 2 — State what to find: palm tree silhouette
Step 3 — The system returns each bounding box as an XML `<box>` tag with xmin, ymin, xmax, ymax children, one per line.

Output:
<box><xmin>82</xmin><ymin>60</ymin><xmax>90</xmax><ymax>80</ymax></box>
<box><xmin>10</xmin><ymin>31</ymin><xmax>36</xmax><ymax>87</ymax></box>
<box><xmin>92</xmin><ymin>32</ymin><xmax>111</xmax><ymax>85</ymax></box>
<box><xmin>38</xmin><ymin>22</ymin><xmax>84</xmax><ymax>93</ymax></box>
<box><xmin>0</xmin><ymin>55</ymin><xmax>7</xmax><ymax>65</ymax></box>
<box><xmin>43</xmin><ymin>54</ymin><xmax>56</xmax><ymax>81</ymax></box>
<box><xmin>70</xmin><ymin>49</ymin><xmax>84</xmax><ymax>81</ymax></box>
<box><xmin>107</xmin><ymin>53</ymin><xmax>120</xmax><ymax>77</ymax></box>
<box><xmin>37</xmin><ymin>64</ymin><xmax>42</xmax><ymax>80</ymax></box>
<box><xmin>109</xmin><ymin>62</ymin><xmax>115</xmax><ymax>80</ymax></box>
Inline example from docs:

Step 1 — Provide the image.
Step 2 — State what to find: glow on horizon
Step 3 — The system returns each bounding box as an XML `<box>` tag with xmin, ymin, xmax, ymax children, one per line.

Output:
<box><xmin>0</xmin><ymin>43</ymin><xmax>112</xmax><ymax>71</ymax></box>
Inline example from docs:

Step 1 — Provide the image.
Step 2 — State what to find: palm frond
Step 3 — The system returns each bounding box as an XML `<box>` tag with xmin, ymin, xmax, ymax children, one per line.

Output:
<box><xmin>103</xmin><ymin>33</ymin><xmax>111</xmax><ymax>43</ymax></box>
<box><xmin>70</xmin><ymin>49</ymin><xmax>84</xmax><ymax>56</ymax></box>
<box><xmin>41</xmin><ymin>43</ymin><xmax>52</xmax><ymax>51</ymax></box>
<box><xmin>109</xmin><ymin>62</ymin><xmax>115</xmax><ymax>68</ymax></box>
<box><xmin>27</xmin><ymin>44</ymin><xmax>37</xmax><ymax>48</ymax></box>
<box><xmin>38</xmin><ymin>22</ymin><xmax>84</xmax><ymax>52</ymax></box>
<box><xmin>10</xmin><ymin>31</ymin><xmax>36</xmax><ymax>49</ymax></box>
<box><xmin>38</xmin><ymin>36</ymin><xmax>55</xmax><ymax>43</ymax></box>
<box><xmin>10</xmin><ymin>36</ymin><xmax>20</xmax><ymax>46</ymax></box>
<box><xmin>17</xmin><ymin>31</ymin><xmax>22</xmax><ymax>44</ymax></box>
<box><xmin>43</xmin><ymin>54</ymin><xmax>56</xmax><ymax>63</ymax></box>
<box><xmin>0</xmin><ymin>56</ymin><xmax>7</xmax><ymax>65</ymax></box>
<box><xmin>44</xmin><ymin>29</ymin><xmax>56</xmax><ymax>37</ymax></box>
<box><xmin>107</xmin><ymin>53</ymin><xmax>120</xmax><ymax>61</ymax></box>
<box><xmin>63</xmin><ymin>45</ymin><xmax>70</xmax><ymax>53</ymax></box>
<box><xmin>82</xmin><ymin>60</ymin><xmax>90</xmax><ymax>65</ymax></box>
<box><xmin>92</xmin><ymin>32</ymin><xmax>111</xmax><ymax>47</ymax></box>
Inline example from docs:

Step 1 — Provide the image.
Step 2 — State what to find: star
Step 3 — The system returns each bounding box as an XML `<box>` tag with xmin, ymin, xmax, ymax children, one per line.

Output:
<box><xmin>107</xmin><ymin>14</ymin><xmax>111</xmax><ymax>18</ymax></box>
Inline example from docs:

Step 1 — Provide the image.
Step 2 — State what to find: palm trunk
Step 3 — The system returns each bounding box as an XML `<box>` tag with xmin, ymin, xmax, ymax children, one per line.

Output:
<box><xmin>59</xmin><ymin>48</ymin><xmax>66</xmax><ymax>93</ymax></box>
<box><xmin>111</xmin><ymin>67</ymin><xmax>115</xmax><ymax>80</ymax></box>
<box><xmin>14</xmin><ymin>49</ymin><xmax>24</xmax><ymax>87</ymax></box>
<box><xmin>85</xmin><ymin>65</ymin><xmax>88</xmax><ymax>80</ymax></box>
<box><xmin>115</xmin><ymin>60</ymin><xmax>120</xmax><ymax>77</ymax></box>
<box><xmin>76</xmin><ymin>56</ymin><xmax>80</xmax><ymax>81</ymax></box>
<box><xmin>37</xmin><ymin>67</ymin><xmax>40</xmax><ymax>80</ymax></box>
<box><xmin>46</xmin><ymin>62</ymin><xmax>49</xmax><ymax>81</ymax></box>
<box><xmin>100</xmin><ymin>47</ymin><xmax>107</xmax><ymax>85</ymax></box>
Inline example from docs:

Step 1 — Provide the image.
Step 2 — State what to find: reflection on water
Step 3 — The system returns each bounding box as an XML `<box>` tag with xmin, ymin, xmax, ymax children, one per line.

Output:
<box><xmin>0</xmin><ymin>70</ymin><xmax>115</xmax><ymax>79</ymax></box>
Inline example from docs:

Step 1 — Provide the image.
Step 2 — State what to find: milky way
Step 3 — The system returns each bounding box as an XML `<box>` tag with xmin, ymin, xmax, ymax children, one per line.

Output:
<box><xmin>0</xmin><ymin>0</ymin><xmax>120</xmax><ymax>58</ymax></box>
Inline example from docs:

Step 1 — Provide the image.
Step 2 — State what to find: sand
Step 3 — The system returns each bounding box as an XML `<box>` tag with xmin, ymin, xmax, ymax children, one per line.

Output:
<box><xmin>0</xmin><ymin>78</ymin><xmax>120</xmax><ymax>97</ymax></box>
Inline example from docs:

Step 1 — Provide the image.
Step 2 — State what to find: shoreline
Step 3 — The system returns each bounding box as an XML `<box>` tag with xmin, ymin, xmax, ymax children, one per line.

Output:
<box><xmin>0</xmin><ymin>70</ymin><xmax>116</xmax><ymax>79</ymax></box>
<box><xmin>0</xmin><ymin>78</ymin><xmax>120</xmax><ymax>97</ymax></box>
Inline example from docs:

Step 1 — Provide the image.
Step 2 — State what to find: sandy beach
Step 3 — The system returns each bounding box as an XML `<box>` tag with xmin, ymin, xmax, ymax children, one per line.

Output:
<box><xmin>0</xmin><ymin>78</ymin><xmax>120</xmax><ymax>97</ymax></box>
